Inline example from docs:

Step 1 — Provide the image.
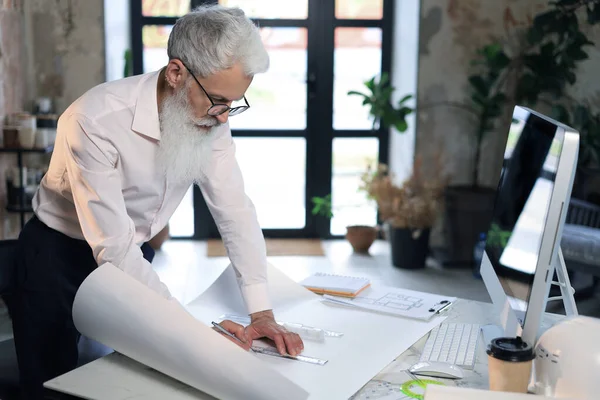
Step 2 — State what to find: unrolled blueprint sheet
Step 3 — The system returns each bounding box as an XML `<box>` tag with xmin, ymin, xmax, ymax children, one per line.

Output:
<box><xmin>186</xmin><ymin>264</ymin><xmax>446</xmax><ymax>400</ymax></box>
<box><xmin>70</xmin><ymin>263</ymin><xmax>309</xmax><ymax>400</ymax></box>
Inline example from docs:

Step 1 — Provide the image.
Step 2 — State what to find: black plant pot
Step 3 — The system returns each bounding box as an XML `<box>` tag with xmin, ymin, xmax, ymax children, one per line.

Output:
<box><xmin>390</xmin><ymin>227</ymin><xmax>431</xmax><ymax>269</ymax></box>
<box><xmin>443</xmin><ymin>185</ymin><xmax>496</xmax><ymax>267</ymax></box>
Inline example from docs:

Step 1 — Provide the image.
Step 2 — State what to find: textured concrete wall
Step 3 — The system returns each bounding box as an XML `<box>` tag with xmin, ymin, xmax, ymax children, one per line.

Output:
<box><xmin>416</xmin><ymin>0</ymin><xmax>600</xmax><ymax>247</ymax></box>
<box><xmin>0</xmin><ymin>4</ymin><xmax>25</xmax><ymax>237</ymax></box>
<box><xmin>417</xmin><ymin>0</ymin><xmax>600</xmax><ymax>187</ymax></box>
<box><xmin>0</xmin><ymin>1</ymin><xmax>105</xmax><ymax>238</ymax></box>
<box><xmin>26</xmin><ymin>0</ymin><xmax>105</xmax><ymax>113</ymax></box>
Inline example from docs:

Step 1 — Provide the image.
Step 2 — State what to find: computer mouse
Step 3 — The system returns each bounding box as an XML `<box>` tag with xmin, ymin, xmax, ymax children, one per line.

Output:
<box><xmin>408</xmin><ymin>361</ymin><xmax>464</xmax><ymax>379</ymax></box>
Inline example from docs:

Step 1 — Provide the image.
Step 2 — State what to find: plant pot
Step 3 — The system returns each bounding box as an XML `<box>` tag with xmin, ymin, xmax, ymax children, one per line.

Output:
<box><xmin>345</xmin><ymin>225</ymin><xmax>378</xmax><ymax>254</ymax></box>
<box><xmin>390</xmin><ymin>227</ymin><xmax>431</xmax><ymax>269</ymax></box>
<box><xmin>443</xmin><ymin>185</ymin><xmax>496</xmax><ymax>267</ymax></box>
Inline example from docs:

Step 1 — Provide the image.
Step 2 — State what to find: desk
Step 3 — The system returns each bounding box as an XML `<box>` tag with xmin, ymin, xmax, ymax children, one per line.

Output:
<box><xmin>44</xmin><ymin>298</ymin><xmax>563</xmax><ymax>400</ymax></box>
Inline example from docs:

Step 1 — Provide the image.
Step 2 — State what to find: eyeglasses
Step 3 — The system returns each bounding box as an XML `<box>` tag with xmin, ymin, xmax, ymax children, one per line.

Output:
<box><xmin>183</xmin><ymin>64</ymin><xmax>250</xmax><ymax>117</ymax></box>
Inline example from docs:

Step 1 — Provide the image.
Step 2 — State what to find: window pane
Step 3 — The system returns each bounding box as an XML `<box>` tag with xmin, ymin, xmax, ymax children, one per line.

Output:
<box><xmin>333</xmin><ymin>28</ymin><xmax>382</xmax><ymax>130</ymax></box>
<box><xmin>142</xmin><ymin>24</ymin><xmax>194</xmax><ymax>238</ymax></box>
<box><xmin>143</xmin><ymin>25</ymin><xmax>172</xmax><ymax>73</ymax></box>
<box><xmin>218</xmin><ymin>0</ymin><xmax>308</xmax><ymax>19</ymax></box>
<box><xmin>143</xmin><ymin>0</ymin><xmax>190</xmax><ymax>17</ymax></box>
<box><xmin>228</xmin><ymin>28</ymin><xmax>307</xmax><ymax>130</ymax></box>
<box><xmin>336</xmin><ymin>0</ymin><xmax>383</xmax><ymax>19</ymax></box>
<box><xmin>234</xmin><ymin>138</ymin><xmax>306</xmax><ymax>229</ymax></box>
<box><xmin>168</xmin><ymin>186</ymin><xmax>194</xmax><ymax>237</ymax></box>
<box><xmin>331</xmin><ymin>138</ymin><xmax>379</xmax><ymax>236</ymax></box>
<box><xmin>142</xmin><ymin>26</ymin><xmax>307</xmax><ymax>130</ymax></box>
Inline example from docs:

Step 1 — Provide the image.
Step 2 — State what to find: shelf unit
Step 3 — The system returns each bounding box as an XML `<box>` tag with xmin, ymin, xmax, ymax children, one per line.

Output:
<box><xmin>0</xmin><ymin>145</ymin><xmax>54</xmax><ymax>229</ymax></box>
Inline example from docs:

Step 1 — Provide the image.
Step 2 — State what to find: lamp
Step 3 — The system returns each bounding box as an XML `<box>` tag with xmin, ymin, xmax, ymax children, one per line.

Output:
<box><xmin>532</xmin><ymin>315</ymin><xmax>600</xmax><ymax>398</ymax></box>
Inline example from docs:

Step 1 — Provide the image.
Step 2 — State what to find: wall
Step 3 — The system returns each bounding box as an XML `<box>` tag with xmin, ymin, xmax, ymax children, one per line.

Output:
<box><xmin>388</xmin><ymin>0</ymin><xmax>420</xmax><ymax>184</ymax></box>
<box><xmin>416</xmin><ymin>0</ymin><xmax>600</xmax><ymax>246</ymax></box>
<box><xmin>25</xmin><ymin>0</ymin><xmax>106</xmax><ymax>113</ymax></box>
<box><xmin>0</xmin><ymin>2</ymin><xmax>25</xmax><ymax>237</ymax></box>
<box><xmin>0</xmin><ymin>0</ymin><xmax>106</xmax><ymax>238</ymax></box>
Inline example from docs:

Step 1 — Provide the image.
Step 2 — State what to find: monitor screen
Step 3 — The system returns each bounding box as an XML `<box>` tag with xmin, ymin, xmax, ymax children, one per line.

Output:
<box><xmin>484</xmin><ymin>106</ymin><xmax>563</xmax><ymax>326</ymax></box>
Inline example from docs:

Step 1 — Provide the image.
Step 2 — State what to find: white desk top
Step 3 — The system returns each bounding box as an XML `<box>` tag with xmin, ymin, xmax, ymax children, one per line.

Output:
<box><xmin>44</xmin><ymin>298</ymin><xmax>563</xmax><ymax>399</ymax></box>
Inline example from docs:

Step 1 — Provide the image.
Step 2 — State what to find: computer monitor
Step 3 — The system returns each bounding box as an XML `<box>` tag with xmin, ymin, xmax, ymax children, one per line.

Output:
<box><xmin>479</xmin><ymin>105</ymin><xmax>579</xmax><ymax>347</ymax></box>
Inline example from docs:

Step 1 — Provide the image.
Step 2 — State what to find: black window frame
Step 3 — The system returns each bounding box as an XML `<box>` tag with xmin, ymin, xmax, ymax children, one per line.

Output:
<box><xmin>130</xmin><ymin>0</ymin><xmax>394</xmax><ymax>240</ymax></box>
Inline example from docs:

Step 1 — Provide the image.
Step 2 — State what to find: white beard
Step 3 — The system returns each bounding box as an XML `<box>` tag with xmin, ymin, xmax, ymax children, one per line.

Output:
<box><xmin>156</xmin><ymin>82</ymin><xmax>221</xmax><ymax>185</ymax></box>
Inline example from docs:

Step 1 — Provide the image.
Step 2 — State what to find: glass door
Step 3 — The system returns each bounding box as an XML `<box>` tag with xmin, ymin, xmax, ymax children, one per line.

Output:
<box><xmin>132</xmin><ymin>0</ymin><xmax>393</xmax><ymax>239</ymax></box>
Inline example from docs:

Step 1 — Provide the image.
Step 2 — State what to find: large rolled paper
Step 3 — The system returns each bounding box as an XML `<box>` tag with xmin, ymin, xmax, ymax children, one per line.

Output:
<box><xmin>72</xmin><ymin>263</ymin><xmax>309</xmax><ymax>400</ymax></box>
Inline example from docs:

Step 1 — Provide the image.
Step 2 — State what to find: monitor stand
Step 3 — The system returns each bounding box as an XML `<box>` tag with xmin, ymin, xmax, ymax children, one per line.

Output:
<box><xmin>480</xmin><ymin>248</ymin><xmax>578</xmax><ymax>347</ymax></box>
<box><xmin>548</xmin><ymin>248</ymin><xmax>578</xmax><ymax>317</ymax></box>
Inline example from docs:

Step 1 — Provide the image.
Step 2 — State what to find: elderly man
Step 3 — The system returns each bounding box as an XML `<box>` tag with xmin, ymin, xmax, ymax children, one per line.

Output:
<box><xmin>7</xmin><ymin>4</ymin><xmax>303</xmax><ymax>399</ymax></box>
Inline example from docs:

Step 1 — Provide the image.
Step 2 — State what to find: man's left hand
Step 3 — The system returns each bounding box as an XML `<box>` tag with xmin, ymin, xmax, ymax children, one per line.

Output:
<box><xmin>245</xmin><ymin>310</ymin><xmax>304</xmax><ymax>356</ymax></box>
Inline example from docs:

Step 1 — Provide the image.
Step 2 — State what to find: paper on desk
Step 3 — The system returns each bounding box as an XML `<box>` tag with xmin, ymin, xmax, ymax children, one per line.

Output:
<box><xmin>71</xmin><ymin>263</ymin><xmax>309</xmax><ymax>400</ymax></box>
<box><xmin>322</xmin><ymin>286</ymin><xmax>457</xmax><ymax>321</ymax></box>
<box><xmin>423</xmin><ymin>385</ymin><xmax>576</xmax><ymax>400</ymax></box>
<box><xmin>186</xmin><ymin>263</ymin><xmax>446</xmax><ymax>400</ymax></box>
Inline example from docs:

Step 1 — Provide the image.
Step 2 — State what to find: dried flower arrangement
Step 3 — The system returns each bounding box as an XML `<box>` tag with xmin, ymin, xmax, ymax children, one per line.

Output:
<box><xmin>359</xmin><ymin>155</ymin><xmax>448</xmax><ymax>234</ymax></box>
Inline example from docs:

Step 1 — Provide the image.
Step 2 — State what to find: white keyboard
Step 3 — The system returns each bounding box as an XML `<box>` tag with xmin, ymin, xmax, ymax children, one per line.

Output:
<box><xmin>419</xmin><ymin>323</ymin><xmax>481</xmax><ymax>369</ymax></box>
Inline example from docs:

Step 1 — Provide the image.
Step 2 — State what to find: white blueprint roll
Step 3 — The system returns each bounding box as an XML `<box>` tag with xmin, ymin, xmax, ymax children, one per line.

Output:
<box><xmin>71</xmin><ymin>262</ymin><xmax>308</xmax><ymax>400</ymax></box>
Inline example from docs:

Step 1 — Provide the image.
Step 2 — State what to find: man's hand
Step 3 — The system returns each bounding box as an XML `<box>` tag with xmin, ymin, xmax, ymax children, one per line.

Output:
<box><xmin>212</xmin><ymin>320</ymin><xmax>252</xmax><ymax>351</ymax></box>
<box><xmin>245</xmin><ymin>310</ymin><xmax>304</xmax><ymax>356</ymax></box>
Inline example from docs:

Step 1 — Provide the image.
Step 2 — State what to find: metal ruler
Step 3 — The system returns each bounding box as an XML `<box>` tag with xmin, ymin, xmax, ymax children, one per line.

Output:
<box><xmin>251</xmin><ymin>346</ymin><xmax>328</xmax><ymax>366</ymax></box>
<box><xmin>220</xmin><ymin>313</ymin><xmax>344</xmax><ymax>338</ymax></box>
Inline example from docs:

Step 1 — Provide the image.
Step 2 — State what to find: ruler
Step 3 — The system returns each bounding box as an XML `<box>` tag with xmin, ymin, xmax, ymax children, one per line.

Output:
<box><xmin>220</xmin><ymin>314</ymin><xmax>344</xmax><ymax>338</ymax></box>
<box><xmin>251</xmin><ymin>346</ymin><xmax>328</xmax><ymax>366</ymax></box>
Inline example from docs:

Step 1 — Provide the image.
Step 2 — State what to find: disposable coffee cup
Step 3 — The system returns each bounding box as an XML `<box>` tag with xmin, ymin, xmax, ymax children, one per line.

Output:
<box><xmin>487</xmin><ymin>337</ymin><xmax>535</xmax><ymax>393</ymax></box>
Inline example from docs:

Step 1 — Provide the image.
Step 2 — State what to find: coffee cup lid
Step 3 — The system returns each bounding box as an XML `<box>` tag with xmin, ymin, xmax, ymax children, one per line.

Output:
<box><xmin>486</xmin><ymin>337</ymin><xmax>535</xmax><ymax>362</ymax></box>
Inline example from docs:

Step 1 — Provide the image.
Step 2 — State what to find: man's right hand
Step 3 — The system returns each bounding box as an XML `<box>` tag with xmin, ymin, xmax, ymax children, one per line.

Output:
<box><xmin>212</xmin><ymin>320</ymin><xmax>252</xmax><ymax>351</ymax></box>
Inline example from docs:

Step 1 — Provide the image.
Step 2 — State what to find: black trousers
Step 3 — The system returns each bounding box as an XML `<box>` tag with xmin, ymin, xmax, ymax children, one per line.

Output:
<box><xmin>4</xmin><ymin>215</ymin><xmax>155</xmax><ymax>399</ymax></box>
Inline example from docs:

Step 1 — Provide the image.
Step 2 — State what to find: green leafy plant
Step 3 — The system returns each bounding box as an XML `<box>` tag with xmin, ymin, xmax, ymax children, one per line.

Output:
<box><xmin>347</xmin><ymin>1</ymin><xmax>600</xmax><ymax>192</ymax></box>
<box><xmin>552</xmin><ymin>103</ymin><xmax>600</xmax><ymax>174</ymax></box>
<box><xmin>486</xmin><ymin>223</ymin><xmax>512</xmax><ymax>248</ymax></box>
<box><xmin>464</xmin><ymin>0</ymin><xmax>600</xmax><ymax>187</ymax></box>
<box><xmin>347</xmin><ymin>72</ymin><xmax>414</xmax><ymax>132</ymax></box>
<box><xmin>311</xmin><ymin>194</ymin><xmax>333</xmax><ymax>219</ymax></box>
<box><xmin>124</xmin><ymin>49</ymin><xmax>133</xmax><ymax>78</ymax></box>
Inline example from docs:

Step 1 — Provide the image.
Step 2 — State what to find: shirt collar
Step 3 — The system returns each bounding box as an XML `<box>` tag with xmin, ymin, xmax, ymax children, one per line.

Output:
<box><xmin>131</xmin><ymin>71</ymin><xmax>161</xmax><ymax>141</ymax></box>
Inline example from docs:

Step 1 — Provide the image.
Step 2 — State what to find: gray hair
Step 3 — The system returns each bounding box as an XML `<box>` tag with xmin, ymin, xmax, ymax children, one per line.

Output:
<box><xmin>167</xmin><ymin>4</ymin><xmax>269</xmax><ymax>78</ymax></box>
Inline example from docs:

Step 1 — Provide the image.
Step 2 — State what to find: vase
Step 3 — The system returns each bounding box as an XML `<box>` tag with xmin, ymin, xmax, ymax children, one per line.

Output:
<box><xmin>443</xmin><ymin>185</ymin><xmax>496</xmax><ymax>267</ymax></box>
<box><xmin>390</xmin><ymin>227</ymin><xmax>431</xmax><ymax>269</ymax></box>
<box><xmin>345</xmin><ymin>225</ymin><xmax>378</xmax><ymax>254</ymax></box>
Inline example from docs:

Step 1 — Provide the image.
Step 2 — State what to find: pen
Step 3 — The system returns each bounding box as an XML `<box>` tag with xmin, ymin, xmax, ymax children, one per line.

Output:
<box><xmin>435</xmin><ymin>301</ymin><xmax>453</xmax><ymax>314</ymax></box>
<box><xmin>211</xmin><ymin>321</ymin><xmax>254</xmax><ymax>352</ymax></box>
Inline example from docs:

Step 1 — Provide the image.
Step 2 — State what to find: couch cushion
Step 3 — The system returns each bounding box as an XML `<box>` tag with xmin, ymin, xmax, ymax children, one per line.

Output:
<box><xmin>561</xmin><ymin>224</ymin><xmax>600</xmax><ymax>266</ymax></box>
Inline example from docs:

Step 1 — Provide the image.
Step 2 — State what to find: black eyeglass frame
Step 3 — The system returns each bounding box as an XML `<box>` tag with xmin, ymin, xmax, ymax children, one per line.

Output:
<box><xmin>182</xmin><ymin>63</ymin><xmax>250</xmax><ymax>117</ymax></box>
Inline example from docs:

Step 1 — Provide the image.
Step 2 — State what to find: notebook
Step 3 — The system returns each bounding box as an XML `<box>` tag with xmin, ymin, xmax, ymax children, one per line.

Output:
<box><xmin>299</xmin><ymin>273</ymin><xmax>371</xmax><ymax>298</ymax></box>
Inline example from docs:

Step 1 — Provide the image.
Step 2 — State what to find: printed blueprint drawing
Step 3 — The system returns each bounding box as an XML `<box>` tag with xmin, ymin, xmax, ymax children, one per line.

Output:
<box><xmin>323</xmin><ymin>287</ymin><xmax>457</xmax><ymax>321</ymax></box>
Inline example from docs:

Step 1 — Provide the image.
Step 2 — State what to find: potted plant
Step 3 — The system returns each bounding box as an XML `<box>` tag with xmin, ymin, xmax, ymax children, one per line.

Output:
<box><xmin>443</xmin><ymin>0</ymin><xmax>600</xmax><ymax>265</ymax></box>
<box><xmin>360</xmin><ymin>157</ymin><xmax>447</xmax><ymax>269</ymax></box>
<box><xmin>311</xmin><ymin>194</ymin><xmax>378</xmax><ymax>254</ymax></box>
<box><xmin>350</xmin><ymin>0</ymin><xmax>600</xmax><ymax>266</ymax></box>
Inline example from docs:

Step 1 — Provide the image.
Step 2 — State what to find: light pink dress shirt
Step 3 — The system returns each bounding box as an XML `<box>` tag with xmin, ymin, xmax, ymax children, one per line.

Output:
<box><xmin>32</xmin><ymin>71</ymin><xmax>271</xmax><ymax>314</ymax></box>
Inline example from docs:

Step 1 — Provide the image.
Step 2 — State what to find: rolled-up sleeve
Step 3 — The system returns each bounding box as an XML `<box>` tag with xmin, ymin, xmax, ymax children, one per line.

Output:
<box><xmin>62</xmin><ymin>113</ymin><xmax>172</xmax><ymax>299</ymax></box>
<box><xmin>197</xmin><ymin>128</ymin><xmax>271</xmax><ymax>315</ymax></box>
